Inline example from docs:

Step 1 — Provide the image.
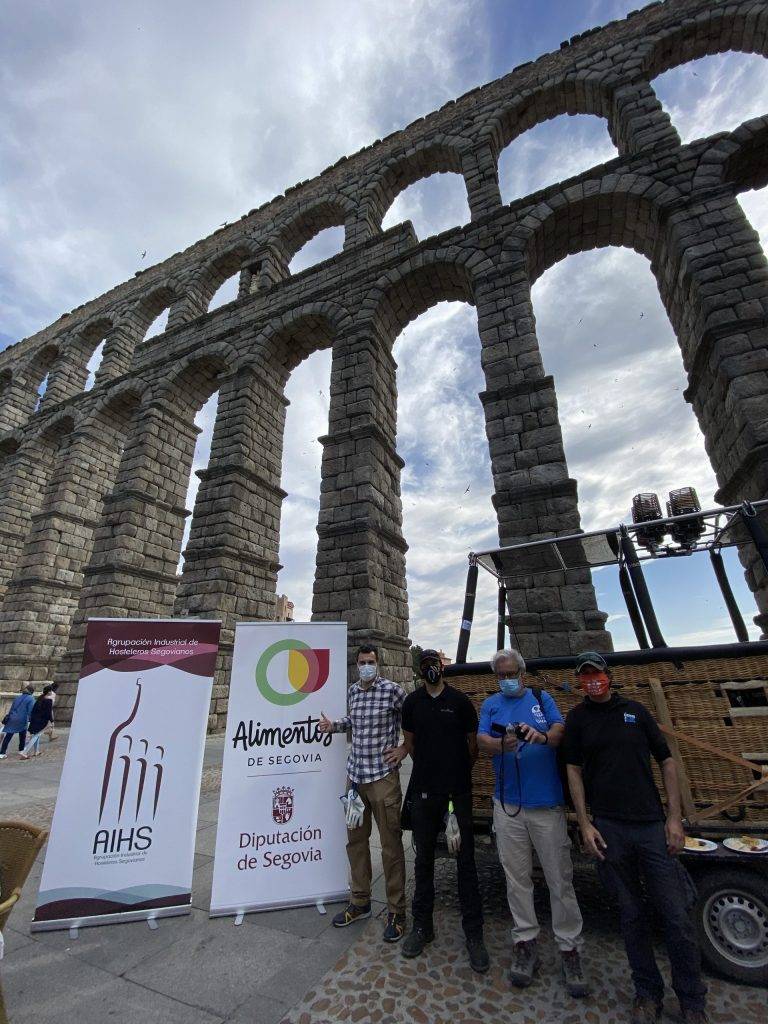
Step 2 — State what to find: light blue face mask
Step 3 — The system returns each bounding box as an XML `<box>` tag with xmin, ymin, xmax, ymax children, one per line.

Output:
<box><xmin>499</xmin><ymin>677</ymin><xmax>524</xmax><ymax>698</ymax></box>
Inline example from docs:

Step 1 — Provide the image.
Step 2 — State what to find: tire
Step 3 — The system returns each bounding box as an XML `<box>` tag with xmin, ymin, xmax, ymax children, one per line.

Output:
<box><xmin>693</xmin><ymin>868</ymin><xmax>768</xmax><ymax>986</ymax></box>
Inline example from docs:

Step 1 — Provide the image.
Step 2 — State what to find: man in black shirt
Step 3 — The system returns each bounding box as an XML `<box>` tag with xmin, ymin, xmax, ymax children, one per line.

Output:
<box><xmin>400</xmin><ymin>649</ymin><xmax>489</xmax><ymax>973</ymax></box>
<box><xmin>563</xmin><ymin>652</ymin><xmax>708</xmax><ymax>1024</ymax></box>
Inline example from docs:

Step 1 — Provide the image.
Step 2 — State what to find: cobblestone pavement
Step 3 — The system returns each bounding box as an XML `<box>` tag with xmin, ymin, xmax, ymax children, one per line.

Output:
<box><xmin>283</xmin><ymin>851</ymin><xmax>766</xmax><ymax>1024</ymax></box>
<box><xmin>1</xmin><ymin>742</ymin><xmax>764</xmax><ymax>1023</ymax></box>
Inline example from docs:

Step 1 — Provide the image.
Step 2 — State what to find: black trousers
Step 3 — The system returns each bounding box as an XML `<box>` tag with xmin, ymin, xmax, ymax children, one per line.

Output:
<box><xmin>411</xmin><ymin>791</ymin><xmax>483</xmax><ymax>939</ymax></box>
<box><xmin>595</xmin><ymin>817</ymin><xmax>707</xmax><ymax>1012</ymax></box>
<box><xmin>1</xmin><ymin>730</ymin><xmax>26</xmax><ymax>754</ymax></box>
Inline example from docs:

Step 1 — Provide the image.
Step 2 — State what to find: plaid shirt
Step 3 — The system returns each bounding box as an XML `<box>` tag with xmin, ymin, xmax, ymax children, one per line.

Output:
<box><xmin>333</xmin><ymin>675</ymin><xmax>406</xmax><ymax>785</ymax></box>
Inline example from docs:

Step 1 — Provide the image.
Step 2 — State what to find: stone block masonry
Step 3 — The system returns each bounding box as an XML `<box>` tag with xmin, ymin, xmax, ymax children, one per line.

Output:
<box><xmin>1</xmin><ymin>0</ymin><xmax>768</xmax><ymax>725</ymax></box>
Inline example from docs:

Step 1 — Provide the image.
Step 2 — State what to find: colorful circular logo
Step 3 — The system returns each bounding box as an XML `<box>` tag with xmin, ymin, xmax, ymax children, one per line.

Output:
<box><xmin>255</xmin><ymin>639</ymin><xmax>330</xmax><ymax>706</ymax></box>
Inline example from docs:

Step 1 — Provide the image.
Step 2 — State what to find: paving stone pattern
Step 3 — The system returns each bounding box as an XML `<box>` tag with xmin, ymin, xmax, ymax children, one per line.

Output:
<box><xmin>1</xmin><ymin>0</ymin><xmax>768</xmax><ymax>724</ymax></box>
<box><xmin>283</xmin><ymin>854</ymin><xmax>768</xmax><ymax>1024</ymax></box>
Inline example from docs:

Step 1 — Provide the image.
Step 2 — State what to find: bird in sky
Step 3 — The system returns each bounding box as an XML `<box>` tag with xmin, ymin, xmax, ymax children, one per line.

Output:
<box><xmin>464</xmin><ymin>484</ymin><xmax>471</xmax><ymax>494</ymax></box>
<box><xmin>220</xmin><ymin>221</ymin><xmax>229</xmax><ymax>228</ymax></box>
<box><xmin>639</xmin><ymin>312</ymin><xmax>644</xmax><ymax>319</ymax></box>
<box><xmin>140</xmin><ymin>250</ymin><xmax>146</xmax><ymax>259</ymax></box>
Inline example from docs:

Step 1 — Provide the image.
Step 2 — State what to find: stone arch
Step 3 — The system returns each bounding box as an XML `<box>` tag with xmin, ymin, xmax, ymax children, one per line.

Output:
<box><xmin>479</xmin><ymin>76</ymin><xmax>616</xmax><ymax>163</ymax></box>
<box><xmin>254</xmin><ymin>301</ymin><xmax>353</xmax><ymax>379</ymax></box>
<box><xmin>361</xmin><ymin>247</ymin><xmax>497</xmax><ymax>339</ymax></box>
<box><xmin>23</xmin><ymin>342</ymin><xmax>59</xmax><ymax>394</ymax></box>
<box><xmin>41</xmin><ymin>316</ymin><xmax>115</xmax><ymax>405</ymax></box>
<box><xmin>129</xmin><ymin>280</ymin><xmax>186</xmax><ymax>341</ymax></box>
<box><xmin>640</xmin><ymin>6</ymin><xmax>768</xmax><ymax>82</ymax></box>
<box><xmin>361</xmin><ymin>138</ymin><xmax>473</xmax><ymax>233</ymax></box>
<box><xmin>193</xmin><ymin>240</ymin><xmax>263</xmax><ymax>312</ymax></box>
<box><xmin>271</xmin><ymin>195</ymin><xmax>359</xmax><ymax>271</ymax></box>
<box><xmin>152</xmin><ymin>341</ymin><xmax>237</xmax><ymax>417</ymax></box>
<box><xmin>504</xmin><ymin>175</ymin><xmax>679</xmax><ymax>282</ymax></box>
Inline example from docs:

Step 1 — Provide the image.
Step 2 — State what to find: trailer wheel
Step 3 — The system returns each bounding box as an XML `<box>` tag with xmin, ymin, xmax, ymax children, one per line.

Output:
<box><xmin>694</xmin><ymin>869</ymin><xmax>768</xmax><ymax>985</ymax></box>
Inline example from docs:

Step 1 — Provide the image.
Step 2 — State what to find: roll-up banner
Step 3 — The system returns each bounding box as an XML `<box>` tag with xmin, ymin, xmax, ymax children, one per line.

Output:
<box><xmin>210</xmin><ymin>622</ymin><xmax>348</xmax><ymax>917</ymax></box>
<box><xmin>32</xmin><ymin>617</ymin><xmax>221</xmax><ymax>932</ymax></box>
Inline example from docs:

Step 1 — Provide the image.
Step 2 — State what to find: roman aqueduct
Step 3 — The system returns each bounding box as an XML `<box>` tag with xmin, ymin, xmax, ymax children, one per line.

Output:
<box><xmin>1</xmin><ymin>0</ymin><xmax>767</xmax><ymax>725</ymax></box>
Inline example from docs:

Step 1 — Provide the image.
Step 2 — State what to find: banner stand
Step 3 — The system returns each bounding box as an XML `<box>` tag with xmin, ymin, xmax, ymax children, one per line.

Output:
<box><xmin>210</xmin><ymin>622</ymin><xmax>350</xmax><ymax>919</ymax></box>
<box><xmin>32</xmin><ymin>904</ymin><xmax>188</xmax><ymax>934</ymax></box>
<box><xmin>210</xmin><ymin>889</ymin><xmax>348</xmax><ymax>920</ymax></box>
<box><xmin>32</xmin><ymin>617</ymin><xmax>221</xmax><ymax>934</ymax></box>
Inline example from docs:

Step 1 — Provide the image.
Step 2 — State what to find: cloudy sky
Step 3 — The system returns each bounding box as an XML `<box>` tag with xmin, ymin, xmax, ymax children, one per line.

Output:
<box><xmin>2</xmin><ymin>1</ymin><xmax>767</xmax><ymax>660</ymax></box>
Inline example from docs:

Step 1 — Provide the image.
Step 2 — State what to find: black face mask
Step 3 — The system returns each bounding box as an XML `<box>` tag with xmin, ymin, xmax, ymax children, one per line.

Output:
<box><xmin>422</xmin><ymin>663</ymin><xmax>442</xmax><ymax>686</ymax></box>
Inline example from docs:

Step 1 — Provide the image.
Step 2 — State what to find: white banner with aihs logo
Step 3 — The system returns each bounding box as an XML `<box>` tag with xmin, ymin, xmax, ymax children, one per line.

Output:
<box><xmin>32</xmin><ymin>618</ymin><xmax>220</xmax><ymax>932</ymax></box>
<box><xmin>210</xmin><ymin>622</ymin><xmax>349</xmax><ymax>917</ymax></box>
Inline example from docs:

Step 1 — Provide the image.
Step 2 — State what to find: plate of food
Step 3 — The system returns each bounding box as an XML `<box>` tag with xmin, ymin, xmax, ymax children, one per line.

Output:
<box><xmin>722</xmin><ymin>836</ymin><xmax>768</xmax><ymax>854</ymax></box>
<box><xmin>684</xmin><ymin>836</ymin><xmax>718</xmax><ymax>852</ymax></box>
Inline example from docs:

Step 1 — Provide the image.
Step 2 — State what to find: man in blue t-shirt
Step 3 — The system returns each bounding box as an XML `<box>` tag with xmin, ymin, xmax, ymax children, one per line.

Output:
<box><xmin>478</xmin><ymin>648</ymin><xmax>588</xmax><ymax>998</ymax></box>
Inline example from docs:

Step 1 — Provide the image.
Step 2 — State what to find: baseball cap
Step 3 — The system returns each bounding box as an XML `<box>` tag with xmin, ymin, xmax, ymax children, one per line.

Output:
<box><xmin>575</xmin><ymin>650</ymin><xmax>608</xmax><ymax>673</ymax></box>
<box><xmin>419</xmin><ymin>648</ymin><xmax>441</xmax><ymax>665</ymax></box>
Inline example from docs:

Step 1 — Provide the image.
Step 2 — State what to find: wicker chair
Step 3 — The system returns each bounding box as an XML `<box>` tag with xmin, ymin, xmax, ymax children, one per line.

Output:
<box><xmin>0</xmin><ymin>820</ymin><xmax>48</xmax><ymax>933</ymax></box>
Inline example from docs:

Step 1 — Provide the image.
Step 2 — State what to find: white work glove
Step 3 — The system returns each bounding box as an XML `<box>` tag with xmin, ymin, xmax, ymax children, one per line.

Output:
<box><xmin>445</xmin><ymin>800</ymin><xmax>461</xmax><ymax>854</ymax></box>
<box><xmin>340</xmin><ymin>787</ymin><xmax>365</xmax><ymax>829</ymax></box>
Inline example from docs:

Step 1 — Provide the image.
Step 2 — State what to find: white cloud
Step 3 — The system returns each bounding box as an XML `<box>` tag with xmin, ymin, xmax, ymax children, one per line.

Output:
<box><xmin>2</xmin><ymin>7</ymin><xmax>767</xmax><ymax>661</ymax></box>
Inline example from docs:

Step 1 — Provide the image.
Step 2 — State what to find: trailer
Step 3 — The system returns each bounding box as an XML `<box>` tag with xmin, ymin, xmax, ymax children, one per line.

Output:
<box><xmin>444</xmin><ymin>498</ymin><xmax>768</xmax><ymax>985</ymax></box>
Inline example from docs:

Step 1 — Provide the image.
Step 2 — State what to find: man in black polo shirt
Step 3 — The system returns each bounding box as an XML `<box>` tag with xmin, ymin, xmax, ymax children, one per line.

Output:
<box><xmin>563</xmin><ymin>652</ymin><xmax>708</xmax><ymax>1024</ymax></box>
<box><xmin>400</xmin><ymin>649</ymin><xmax>489</xmax><ymax>973</ymax></box>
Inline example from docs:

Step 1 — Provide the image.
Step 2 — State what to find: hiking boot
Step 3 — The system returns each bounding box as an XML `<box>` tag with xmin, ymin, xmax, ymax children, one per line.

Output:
<box><xmin>509</xmin><ymin>939</ymin><xmax>539</xmax><ymax>987</ymax></box>
<box><xmin>561</xmin><ymin>948</ymin><xmax>590</xmax><ymax>997</ymax></box>
<box><xmin>680</xmin><ymin>1010</ymin><xmax>709</xmax><ymax>1024</ymax></box>
<box><xmin>631</xmin><ymin>997</ymin><xmax>663</xmax><ymax>1023</ymax></box>
<box><xmin>332</xmin><ymin>902</ymin><xmax>371</xmax><ymax>928</ymax></box>
<box><xmin>402</xmin><ymin>925</ymin><xmax>434</xmax><ymax>958</ymax></box>
<box><xmin>466</xmin><ymin>934</ymin><xmax>490</xmax><ymax>973</ymax></box>
<box><xmin>382</xmin><ymin>912</ymin><xmax>406</xmax><ymax>943</ymax></box>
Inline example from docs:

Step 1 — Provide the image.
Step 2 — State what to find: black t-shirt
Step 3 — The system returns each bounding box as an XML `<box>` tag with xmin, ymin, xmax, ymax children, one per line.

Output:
<box><xmin>562</xmin><ymin>694</ymin><xmax>672</xmax><ymax>822</ymax></box>
<box><xmin>401</xmin><ymin>683</ymin><xmax>478</xmax><ymax>796</ymax></box>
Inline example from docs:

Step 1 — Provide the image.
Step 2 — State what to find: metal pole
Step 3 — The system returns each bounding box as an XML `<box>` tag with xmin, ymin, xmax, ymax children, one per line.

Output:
<box><xmin>455</xmin><ymin>560</ymin><xmax>479</xmax><ymax>664</ymax></box>
<box><xmin>619</xmin><ymin>526</ymin><xmax>667</xmax><ymax>648</ymax></box>
<box><xmin>741</xmin><ymin>500</ymin><xmax>768</xmax><ymax>574</ymax></box>
<box><xmin>497</xmin><ymin>584</ymin><xmax>507</xmax><ymax>651</ymax></box>
<box><xmin>709</xmin><ymin>549</ymin><xmax>749</xmax><ymax>643</ymax></box>
<box><xmin>618</xmin><ymin>562</ymin><xmax>650</xmax><ymax>649</ymax></box>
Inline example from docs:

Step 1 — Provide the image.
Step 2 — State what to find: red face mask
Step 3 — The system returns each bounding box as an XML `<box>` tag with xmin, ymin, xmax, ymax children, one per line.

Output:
<box><xmin>579</xmin><ymin>671</ymin><xmax>610</xmax><ymax>697</ymax></box>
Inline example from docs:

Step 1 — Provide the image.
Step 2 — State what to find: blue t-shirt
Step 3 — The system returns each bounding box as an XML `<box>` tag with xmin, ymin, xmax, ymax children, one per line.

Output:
<box><xmin>478</xmin><ymin>689</ymin><xmax>565</xmax><ymax>808</ymax></box>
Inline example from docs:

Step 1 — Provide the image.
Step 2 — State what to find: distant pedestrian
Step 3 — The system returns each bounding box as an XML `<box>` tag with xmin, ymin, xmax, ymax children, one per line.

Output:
<box><xmin>20</xmin><ymin>686</ymin><xmax>55</xmax><ymax>759</ymax></box>
<box><xmin>0</xmin><ymin>685</ymin><xmax>35</xmax><ymax>758</ymax></box>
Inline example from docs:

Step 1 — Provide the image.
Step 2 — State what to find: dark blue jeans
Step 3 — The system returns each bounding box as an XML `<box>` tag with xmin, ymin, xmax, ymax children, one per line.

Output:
<box><xmin>411</xmin><ymin>791</ymin><xmax>483</xmax><ymax>939</ymax></box>
<box><xmin>594</xmin><ymin>817</ymin><xmax>707</xmax><ymax>1012</ymax></box>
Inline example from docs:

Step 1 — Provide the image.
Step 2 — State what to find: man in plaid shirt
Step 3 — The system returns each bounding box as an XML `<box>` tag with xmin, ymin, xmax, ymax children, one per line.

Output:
<box><xmin>319</xmin><ymin>643</ymin><xmax>408</xmax><ymax>942</ymax></box>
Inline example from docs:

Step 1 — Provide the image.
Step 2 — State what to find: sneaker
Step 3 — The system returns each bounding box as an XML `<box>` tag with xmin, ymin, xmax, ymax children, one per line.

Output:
<box><xmin>19</xmin><ymin>752</ymin><xmax>28</xmax><ymax>760</ymax></box>
<box><xmin>332</xmin><ymin>902</ymin><xmax>371</xmax><ymax>928</ymax></box>
<box><xmin>509</xmin><ymin>939</ymin><xmax>539</xmax><ymax>987</ymax></box>
<box><xmin>466</xmin><ymin>934</ymin><xmax>490</xmax><ymax>973</ymax></box>
<box><xmin>0</xmin><ymin>754</ymin><xmax>6</xmax><ymax>760</ymax></box>
<box><xmin>402</xmin><ymin>925</ymin><xmax>434</xmax><ymax>958</ymax></box>
<box><xmin>382</xmin><ymin>912</ymin><xmax>406</xmax><ymax>943</ymax></box>
<box><xmin>631</xmin><ymin>997</ymin><xmax>663</xmax><ymax>1023</ymax></box>
<box><xmin>561</xmin><ymin>949</ymin><xmax>590</xmax><ymax>997</ymax></box>
<box><xmin>680</xmin><ymin>1010</ymin><xmax>709</xmax><ymax>1024</ymax></box>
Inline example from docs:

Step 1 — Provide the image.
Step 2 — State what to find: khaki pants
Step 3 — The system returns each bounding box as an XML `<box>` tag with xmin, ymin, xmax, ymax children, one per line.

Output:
<box><xmin>493</xmin><ymin>801</ymin><xmax>583</xmax><ymax>951</ymax></box>
<box><xmin>347</xmin><ymin>771</ymin><xmax>406</xmax><ymax>916</ymax></box>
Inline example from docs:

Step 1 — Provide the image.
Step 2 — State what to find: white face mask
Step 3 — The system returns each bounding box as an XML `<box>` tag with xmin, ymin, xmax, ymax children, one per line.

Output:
<box><xmin>358</xmin><ymin>663</ymin><xmax>377</xmax><ymax>683</ymax></box>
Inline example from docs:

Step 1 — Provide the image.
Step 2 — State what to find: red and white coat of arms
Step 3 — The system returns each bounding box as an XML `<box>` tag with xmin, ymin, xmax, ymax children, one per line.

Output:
<box><xmin>272</xmin><ymin>786</ymin><xmax>294</xmax><ymax>824</ymax></box>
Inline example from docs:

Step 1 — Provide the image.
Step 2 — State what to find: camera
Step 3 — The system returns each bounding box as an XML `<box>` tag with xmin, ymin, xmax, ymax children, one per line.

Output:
<box><xmin>491</xmin><ymin>722</ymin><xmax>528</xmax><ymax>741</ymax></box>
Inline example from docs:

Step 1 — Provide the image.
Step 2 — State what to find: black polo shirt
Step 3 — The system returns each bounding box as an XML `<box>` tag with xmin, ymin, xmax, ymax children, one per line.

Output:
<box><xmin>401</xmin><ymin>683</ymin><xmax>478</xmax><ymax>796</ymax></box>
<box><xmin>562</xmin><ymin>694</ymin><xmax>672</xmax><ymax>822</ymax></box>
